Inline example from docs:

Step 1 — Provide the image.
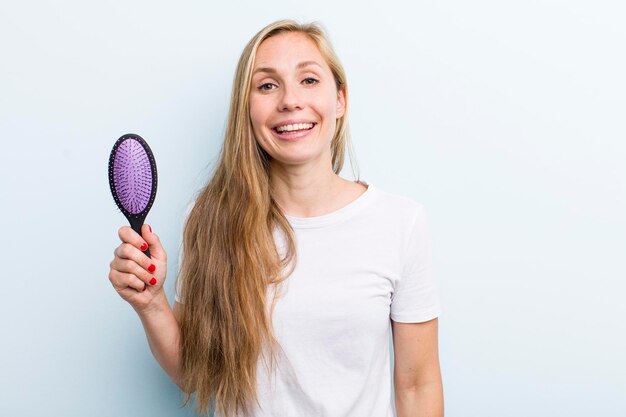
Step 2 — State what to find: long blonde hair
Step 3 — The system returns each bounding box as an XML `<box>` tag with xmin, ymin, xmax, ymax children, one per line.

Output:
<box><xmin>176</xmin><ymin>19</ymin><xmax>359</xmax><ymax>417</ymax></box>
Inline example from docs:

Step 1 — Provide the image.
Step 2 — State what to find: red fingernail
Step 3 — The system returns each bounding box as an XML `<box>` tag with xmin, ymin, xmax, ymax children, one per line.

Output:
<box><xmin>148</xmin><ymin>264</ymin><xmax>156</xmax><ymax>272</ymax></box>
<box><xmin>140</xmin><ymin>243</ymin><xmax>148</xmax><ymax>251</ymax></box>
<box><xmin>142</xmin><ymin>285</ymin><xmax>147</xmax><ymax>292</ymax></box>
<box><xmin>150</xmin><ymin>277</ymin><xmax>157</xmax><ymax>286</ymax></box>
<box><xmin>148</xmin><ymin>225</ymin><xmax>152</xmax><ymax>233</ymax></box>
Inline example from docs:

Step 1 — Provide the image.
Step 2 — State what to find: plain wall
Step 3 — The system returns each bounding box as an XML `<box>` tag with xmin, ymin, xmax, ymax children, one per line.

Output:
<box><xmin>1</xmin><ymin>0</ymin><xmax>624</xmax><ymax>416</ymax></box>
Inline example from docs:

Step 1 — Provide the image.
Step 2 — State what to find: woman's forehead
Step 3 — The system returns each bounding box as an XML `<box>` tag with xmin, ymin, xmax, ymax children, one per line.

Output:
<box><xmin>257</xmin><ymin>32</ymin><xmax>321</xmax><ymax>60</ymax></box>
<box><xmin>254</xmin><ymin>33</ymin><xmax>327</xmax><ymax>74</ymax></box>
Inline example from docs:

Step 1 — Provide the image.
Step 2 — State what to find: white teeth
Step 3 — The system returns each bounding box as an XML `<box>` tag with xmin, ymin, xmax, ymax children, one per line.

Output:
<box><xmin>276</xmin><ymin>123</ymin><xmax>314</xmax><ymax>132</ymax></box>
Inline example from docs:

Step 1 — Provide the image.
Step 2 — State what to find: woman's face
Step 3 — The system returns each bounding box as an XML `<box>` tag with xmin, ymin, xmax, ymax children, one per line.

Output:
<box><xmin>249</xmin><ymin>32</ymin><xmax>346</xmax><ymax>167</ymax></box>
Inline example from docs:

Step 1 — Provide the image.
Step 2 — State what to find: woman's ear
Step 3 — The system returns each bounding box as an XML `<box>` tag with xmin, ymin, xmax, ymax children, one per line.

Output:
<box><xmin>336</xmin><ymin>87</ymin><xmax>346</xmax><ymax>119</ymax></box>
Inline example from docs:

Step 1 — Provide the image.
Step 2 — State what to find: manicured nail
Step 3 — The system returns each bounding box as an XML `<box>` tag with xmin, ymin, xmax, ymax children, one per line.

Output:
<box><xmin>148</xmin><ymin>264</ymin><xmax>156</xmax><ymax>272</ymax></box>
<box><xmin>140</xmin><ymin>243</ymin><xmax>148</xmax><ymax>251</ymax></box>
<box><xmin>142</xmin><ymin>285</ymin><xmax>147</xmax><ymax>292</ymax></box>
<box><xmin>148</xmin><ymin>225</ymin><xmax>152</xmax><ymax>233</ymax></box>
<box><xmin>149</xmin><ymin>277</ymin><xmax>157</xmax><ymax>286</ymax></box>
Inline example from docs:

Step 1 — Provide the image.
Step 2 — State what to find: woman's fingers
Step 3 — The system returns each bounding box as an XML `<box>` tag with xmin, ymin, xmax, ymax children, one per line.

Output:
<box><xmin>117</xmin><ymin>225</ymin><xmax>164</xmax><ymax>279</ymax></box>
<box><xmin>110</xmin><ymin>254</ymin><xmax>157</xmax><ymax>288</ymax></box>
<box><xmin>109</xmin><ymin>224</ymin><xmax>166</xmax><ymax>306</ymax></box>
<box><xmin>141</xmin><ymin>224</ymin><xmax>167</xmax><ymax>262</ymax></box>
<box><xmin>118</xmin><ymin>226</ymin><xmax>152</xmax><ymax>262</ymax></box>
<box><xmin>114</xmin><ymin>239</ymin><xmax>157</xmax><ymax>281</ymax></box>
<box><xmin>109</xmin><ymin>268</ymin><xmax>146</xmax><ymax>292</ymax></box>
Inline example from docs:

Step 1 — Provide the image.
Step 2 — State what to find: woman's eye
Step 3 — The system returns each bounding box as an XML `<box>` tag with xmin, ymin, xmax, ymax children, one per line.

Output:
<box><xmin>257</xmin><ymin>78</ymin><xmax>318</xmax><ymax>91</ymax></box>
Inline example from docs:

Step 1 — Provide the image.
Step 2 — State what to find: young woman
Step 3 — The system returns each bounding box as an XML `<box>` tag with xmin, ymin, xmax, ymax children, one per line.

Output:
<box><xmin>108</xmin><ymin>19</ymin><xmax>443</xmax><ymax>417</ymax></box>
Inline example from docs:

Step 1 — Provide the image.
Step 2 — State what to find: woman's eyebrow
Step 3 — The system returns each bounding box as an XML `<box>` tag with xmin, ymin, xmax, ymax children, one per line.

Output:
<box><xmin>252</xmin><ymin>60</ymin><xmax>322</xmax><ymax>76</ymax></box>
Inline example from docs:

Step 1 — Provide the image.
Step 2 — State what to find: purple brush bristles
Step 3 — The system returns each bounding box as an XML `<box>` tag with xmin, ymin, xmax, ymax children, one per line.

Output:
<box><xmin>113</xmin><ymin>138</ymin><xmax>153</xmax><ymax>214</ymax></box>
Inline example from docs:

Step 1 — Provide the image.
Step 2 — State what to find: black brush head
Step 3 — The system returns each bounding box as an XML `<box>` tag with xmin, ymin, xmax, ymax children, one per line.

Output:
<box><xmin>108</xmin><ymin>133</ymin><xmax>158</xmax><ymax>258</ymax></box>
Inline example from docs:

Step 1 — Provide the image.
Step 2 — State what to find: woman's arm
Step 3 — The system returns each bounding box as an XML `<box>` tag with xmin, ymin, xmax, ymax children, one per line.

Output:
<box><xmin>135</xmin><ymin>291</ymin><xmax>186</xmax><ymax>391</ymax></box>
<box><xmin>392</xmin><ymin>317</ymin><xmax>444</xmax><ymax>417</ymax></box>
<box><xmin>109</xmin><ymin>224</ymin><xmax>187</xmax><ymax>391</ymax></box>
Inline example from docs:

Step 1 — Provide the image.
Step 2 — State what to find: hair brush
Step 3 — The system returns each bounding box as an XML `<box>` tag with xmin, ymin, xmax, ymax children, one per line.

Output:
<box><xmin>108</xmin><ymin>133</ymin><xmax>158</xmax><ymax>259</ymax></box>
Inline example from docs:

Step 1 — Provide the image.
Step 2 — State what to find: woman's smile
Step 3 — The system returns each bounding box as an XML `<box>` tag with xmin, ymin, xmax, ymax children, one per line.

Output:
<box><xmin>271</xmin><ymin>122</ymin><xmax>318</xmax><ymax>141</ymax></box>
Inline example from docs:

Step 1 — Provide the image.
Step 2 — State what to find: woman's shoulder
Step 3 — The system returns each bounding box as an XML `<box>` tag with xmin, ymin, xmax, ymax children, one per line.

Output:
<box><xmin>368</xmin><ymin>183</ymin><xmax>428</xmax><ymax>222</ymax></box>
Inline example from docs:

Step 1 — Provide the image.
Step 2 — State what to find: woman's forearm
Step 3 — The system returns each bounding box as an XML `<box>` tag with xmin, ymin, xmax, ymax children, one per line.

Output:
<box><xmin>135</xmin><ymin>290</ymin><xmax>184</xmax><ymax>389</ymax></box>
<box><xmin>395</xmin><ymin>381</ymin><xmax>444</xmax><ymax>417</ymax></box>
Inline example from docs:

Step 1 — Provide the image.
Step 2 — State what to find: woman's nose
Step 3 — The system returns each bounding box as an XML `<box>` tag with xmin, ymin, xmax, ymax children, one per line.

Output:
<box><xmin>278</xmin><ymin>83</ymin><xmax>303</xmax><ymax>111</ymax></box>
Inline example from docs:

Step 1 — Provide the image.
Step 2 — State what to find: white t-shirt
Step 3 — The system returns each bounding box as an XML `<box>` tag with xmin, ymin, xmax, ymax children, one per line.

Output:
<box><xmin>175</xmin><ymin>181</ymin><xmax>441</xmax><ymax>417</ymax></box>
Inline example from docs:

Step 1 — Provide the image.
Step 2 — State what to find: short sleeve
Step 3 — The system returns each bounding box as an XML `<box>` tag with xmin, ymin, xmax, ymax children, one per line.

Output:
<box><xmin>174</xmin><ymin>199</ymin><xmax>196</xmax><ymax>304</ymax></box>
<box><xmin>390</xmin><ymin>204</ymin><xmax>442</xmax><ymax>323</ymax></box>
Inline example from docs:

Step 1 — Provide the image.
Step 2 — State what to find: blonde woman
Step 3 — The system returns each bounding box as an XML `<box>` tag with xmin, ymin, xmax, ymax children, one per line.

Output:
<box><xmin>108</xmin><ymin>19</ymin><xmax>443</xmax><ymax>417</ymax></box>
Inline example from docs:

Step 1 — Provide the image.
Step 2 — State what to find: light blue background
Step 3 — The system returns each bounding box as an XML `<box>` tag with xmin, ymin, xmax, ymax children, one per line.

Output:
<box><xmin>1</xmin><ymin>1</ymin><xmax>624</xmax><ymax>416</ymax></box>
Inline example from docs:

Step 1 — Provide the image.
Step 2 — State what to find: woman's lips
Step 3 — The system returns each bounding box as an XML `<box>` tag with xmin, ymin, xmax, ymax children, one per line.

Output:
<box><xmin>272</xmin><ymin>123</ymin><xmax>317</xmax><ymax>141</ymax></box>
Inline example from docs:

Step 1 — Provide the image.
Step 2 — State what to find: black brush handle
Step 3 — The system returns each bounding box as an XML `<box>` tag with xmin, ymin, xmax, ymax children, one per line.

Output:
<box><xmin>129</xmin><ymin>215</ymin><xmax>151</xmax><ymax>259</ymax></box>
